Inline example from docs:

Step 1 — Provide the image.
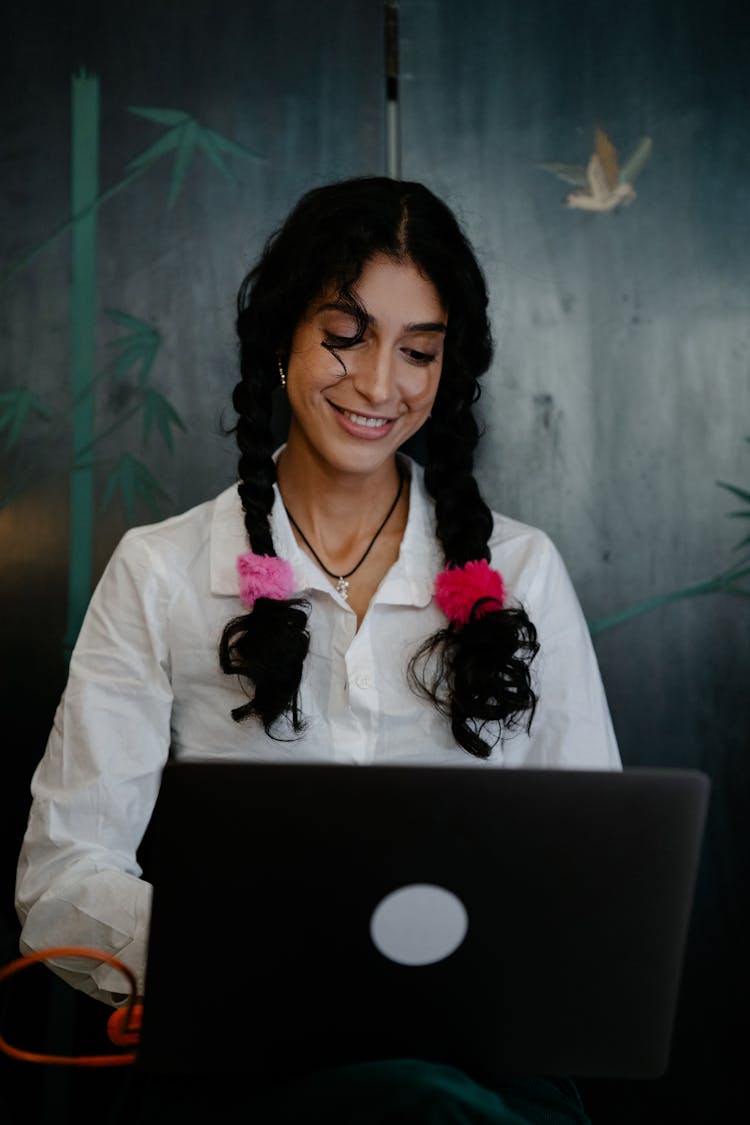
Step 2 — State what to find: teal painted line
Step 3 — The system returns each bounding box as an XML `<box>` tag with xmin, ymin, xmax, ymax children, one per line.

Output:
<box><xmin>64</xmin><ymin>71</ymin><xmax>100</xmax><ymax>658</ymax></box>
<box><xmin>74</xmin><ymin>400</ymin><xmax>142</xmax><ymax>461</ymax></box>
<box><xmin>589</xmin><ymin>575</ymin><xmax>733</xmax><ymax>636</ymax></box>
<box><xmin>0</xmin><ymin>168</ymin><xmax>141</xmax><ymax>285</ymax></box>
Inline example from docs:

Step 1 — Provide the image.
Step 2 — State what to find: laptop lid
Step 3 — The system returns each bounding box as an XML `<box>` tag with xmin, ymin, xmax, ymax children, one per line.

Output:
<box><xmin>135</xmin><ymin>761</ymin><xmax>709</xmax><ymax>1083</ymax></box>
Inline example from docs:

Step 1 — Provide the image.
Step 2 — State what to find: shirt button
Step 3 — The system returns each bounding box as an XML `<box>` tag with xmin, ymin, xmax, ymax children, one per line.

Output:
<box><xmin>353</xmin><ymin>671</ymin><xmax>372</xmax><ymax>689</ymax></box>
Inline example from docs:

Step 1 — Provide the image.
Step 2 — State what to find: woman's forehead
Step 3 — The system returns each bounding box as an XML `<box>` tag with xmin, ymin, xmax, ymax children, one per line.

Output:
<box><xmin>312</xmin><ymin>255</ymin><xmax>446</xmax><ymax>318</ymax></box>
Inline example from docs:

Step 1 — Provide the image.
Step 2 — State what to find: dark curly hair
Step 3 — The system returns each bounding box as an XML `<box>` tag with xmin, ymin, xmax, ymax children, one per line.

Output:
<box><xmin>219</xmin><ymin>175</ymin><xmax>538</xmax><ymax>757</ymax></box>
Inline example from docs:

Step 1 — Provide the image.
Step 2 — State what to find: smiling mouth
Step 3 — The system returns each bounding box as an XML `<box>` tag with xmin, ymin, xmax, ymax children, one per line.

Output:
<box><xmin>330</xmin><ymin>403</ymin><xmax>393</xmax><ymax>429</ymax></box>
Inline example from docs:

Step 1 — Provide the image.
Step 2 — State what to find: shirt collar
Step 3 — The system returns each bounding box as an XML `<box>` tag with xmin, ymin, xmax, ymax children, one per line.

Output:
<box><xmin>210</xmin><ymin>453</ymin><xmax>442</xmax><ymax>609</ymax></box>
<box><xmin>378</xmin><ymin>456</ymin><xmax>442</xmax><ymax>607</ymax></box>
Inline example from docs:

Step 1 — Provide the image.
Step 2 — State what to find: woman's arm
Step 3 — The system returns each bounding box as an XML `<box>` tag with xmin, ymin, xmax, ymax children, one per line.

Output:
<box><xmin>15</xmin><ymin>531</ymin><xmax>174</xmax><ymax>1004</ymax></box>
<box><xmin>494</xmin><ymin>525</ymin><xmax>621</xmax><ymax>771</ymax></box>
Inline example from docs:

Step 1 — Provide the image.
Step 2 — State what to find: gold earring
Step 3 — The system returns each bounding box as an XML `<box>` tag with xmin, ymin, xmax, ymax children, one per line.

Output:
<box><xmin>277</xmin><ymin>357</ymin><xmax>286</xmax><ymax>389</ymax></box>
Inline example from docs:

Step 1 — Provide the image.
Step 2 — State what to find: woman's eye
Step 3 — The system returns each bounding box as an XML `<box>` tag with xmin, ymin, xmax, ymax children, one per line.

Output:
<box><xmin>322</xmin><ymin>332</ymin><xmax>359</xmax><ymax>348</ymax></box>
<box><xmin>403</xmin><ymin>348</ymin><xmax>437</xmax><ymax>365</ymax></box>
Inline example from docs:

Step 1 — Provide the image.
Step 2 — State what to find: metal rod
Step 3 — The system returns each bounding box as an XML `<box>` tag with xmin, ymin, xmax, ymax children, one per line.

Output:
<box><xmin>385</xmin><ymin>1</ymin><xmax>400</xmax><ymax>178</ymax></box>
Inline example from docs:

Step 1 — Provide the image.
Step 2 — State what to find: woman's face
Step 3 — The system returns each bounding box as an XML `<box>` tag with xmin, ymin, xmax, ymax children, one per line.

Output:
<box><xmin>283</xmin><ymin>254</ymin><xmax>447</xmax><ymax>480</ymax></box>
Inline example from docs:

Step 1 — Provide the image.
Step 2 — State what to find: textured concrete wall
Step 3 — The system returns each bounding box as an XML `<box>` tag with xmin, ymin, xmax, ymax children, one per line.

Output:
<box><xmin>1</xmin><ymin>1</ymin><xmax>747</xmax><ymax>1121</ymax></box>
<box><xmin>399</xmin><ymin>1</ymin><xmax>748</xmax><ymax>1118</ymax></box>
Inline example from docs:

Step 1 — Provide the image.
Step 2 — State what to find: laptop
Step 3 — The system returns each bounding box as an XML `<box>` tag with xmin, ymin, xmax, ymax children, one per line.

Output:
<box><xmin>135</xmin><ymin>760</ymin><xmax>709</xmax><ymax>1083</ymax></box>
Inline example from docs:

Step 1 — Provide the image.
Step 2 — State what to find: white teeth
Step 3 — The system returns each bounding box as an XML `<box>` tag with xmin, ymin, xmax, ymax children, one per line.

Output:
<box><xmin>341</xmin><ymin>409</ymin><xmax>389</xmax><ymax>428</ymax></box>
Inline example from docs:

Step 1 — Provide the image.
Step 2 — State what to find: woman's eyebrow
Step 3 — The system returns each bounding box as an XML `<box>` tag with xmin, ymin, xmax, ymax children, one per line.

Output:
<box><xmin>317</xmin><ymin>301</ymin><xmax>358</xmax><ymax>314</ymax></box>
<box><xmin>404</xmin><ymin>321</ymin><xmax>447</xmax><ymax>334</ymax></box>
<box><xmin>316</xmin><ymin>303</ymin><xmax>446</xmax><ymax>334</ymax></box>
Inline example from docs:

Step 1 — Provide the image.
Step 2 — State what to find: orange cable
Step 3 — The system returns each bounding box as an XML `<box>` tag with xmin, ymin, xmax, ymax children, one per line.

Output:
<box><xmin>0</xmin><ymin>946</ymin><xmax>139</xmax><ymax>1066</ymax></box>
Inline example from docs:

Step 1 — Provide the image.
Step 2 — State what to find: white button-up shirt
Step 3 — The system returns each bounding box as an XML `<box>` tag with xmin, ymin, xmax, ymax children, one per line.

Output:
<box><xmin>15</xmin><ymin>458</ymin><xmax>620</xmax><ymax>1003</ymax></box>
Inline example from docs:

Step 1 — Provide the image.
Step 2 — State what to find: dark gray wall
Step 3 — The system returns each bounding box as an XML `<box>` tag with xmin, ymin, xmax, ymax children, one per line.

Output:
<box><xmin>2</xmin><ymin>2</ymin><xmax>747</xmax><ymax>1123</ymax></box>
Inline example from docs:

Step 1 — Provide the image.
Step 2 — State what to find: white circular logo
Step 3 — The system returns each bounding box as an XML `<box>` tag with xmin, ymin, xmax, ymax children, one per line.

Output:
<box><xmin>369</xmin><ymin>883</ymin><xmax>469</xmax><ymax>966</ymax></box>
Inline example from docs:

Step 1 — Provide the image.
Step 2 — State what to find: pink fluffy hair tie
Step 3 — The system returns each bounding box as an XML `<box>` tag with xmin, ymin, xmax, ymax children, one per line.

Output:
<box><xmin>434</xmin><ymin>559</ymin><xmax>506</xmax><ymax>627</ymax></box>
<box><xmin>236</xmin><ymin>551</ymin><xmax>295</xmax><ymax>610</ymax></box>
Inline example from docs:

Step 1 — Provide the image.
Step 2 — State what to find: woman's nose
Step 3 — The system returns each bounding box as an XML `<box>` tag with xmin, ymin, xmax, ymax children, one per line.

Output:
<box><xmin>349</xmin><ymin>345</ymin><xmax>395</xmax><ymax>405</ymax></box>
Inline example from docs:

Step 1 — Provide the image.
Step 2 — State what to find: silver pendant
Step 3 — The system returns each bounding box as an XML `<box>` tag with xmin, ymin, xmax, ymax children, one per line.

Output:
<box><xmin>336</xmin><ymin>576</ymin><xmax>349</xmax><ymax>600</ymax></box>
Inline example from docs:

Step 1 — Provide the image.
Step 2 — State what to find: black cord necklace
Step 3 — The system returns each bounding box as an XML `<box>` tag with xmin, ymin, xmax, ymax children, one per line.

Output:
<box><xmin>283</xmin><ymin>470</ymin><xmax>405</xmax><ymax>602</ymax></box>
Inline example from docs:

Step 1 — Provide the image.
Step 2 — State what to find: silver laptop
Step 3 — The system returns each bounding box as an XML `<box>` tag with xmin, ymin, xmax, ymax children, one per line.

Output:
<box><xmin>135</xmin><ymin>760</ymin><xmax>709</xmax><ymax>1083</ymax></box>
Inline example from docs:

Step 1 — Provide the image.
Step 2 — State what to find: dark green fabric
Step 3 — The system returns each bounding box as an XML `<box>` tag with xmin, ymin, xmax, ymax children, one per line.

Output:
<box><xmin>109</xmin><ymin>1059</ymin><xmax>592</xmax><ymax>1124</ymax></box>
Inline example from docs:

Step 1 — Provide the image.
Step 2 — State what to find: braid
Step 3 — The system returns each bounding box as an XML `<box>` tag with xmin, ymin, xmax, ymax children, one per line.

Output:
<box><xmin>233</xmin><ymin>381</ymin><xmax>276</xmax><ymax>556</ymax></box>
<box><xmin>424</xmin><ymin>376</ymin><xmax>492</xmax><ymax>566</ymax></box>
<box><xmin>409</xmin><ymin>374</ymin><xmax>539</xmax><ymax>759</ymax></box>
<box><xmin>218</xmin><ymin>345</ymin><xmax>310</xmax><ymax>735</ymax></box>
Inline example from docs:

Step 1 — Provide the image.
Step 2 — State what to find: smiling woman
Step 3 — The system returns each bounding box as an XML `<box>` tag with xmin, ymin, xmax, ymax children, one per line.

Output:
<box><xmin>278</xmin><ymin>254</ymin><xmax>447</xmax><ymax>619</ymax></box>
<box><xmin>218</xmin><ymin>177</ymin><xmax>553</xmax><ymax>743</ymax></box>
<box><xmin>15</xmin><ymin>176</ymin><xmax>621</xmax><ymax>1124</ymax></box>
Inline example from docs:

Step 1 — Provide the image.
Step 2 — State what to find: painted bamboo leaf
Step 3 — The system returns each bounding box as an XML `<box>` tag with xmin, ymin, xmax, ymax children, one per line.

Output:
<box><xmin>0</xmin><ymin>389</ymin><xmax>50</xmax><ymax>449</ymax></box>
<box><xmin>721</xmin><ymin>558</ymin><xmax>750</xmax><ymax>584</ymax></box>
<box><xmin>591</xmin><ymin>435</ymin><xmax>750</xmax><ymax>633</ymax></box>
<box><xmin>199</xmin><ymin>130</ymin><xmax>242</xmax><ymax>183</ymax></box>
<box><xmin>726</xmin><ymin>511</ymin><xmax>750</xmax><ymax>549</ymax></box>
<box><xmin>717</xmin><ymin>443</ymin><xmax>750</xmax><ymax>551</ymax></box>
<box><xmin>113</xmin><ymin>344</ymin><xmax>153</xmax><ymax>378</ymax></box>
<box><xmin>101</xmin><ymin>451</ymin><xmax>169</xmax><ymax>522</ymax></box>
<box><xmin>206</xmin><ymin>128</ymin><xmax>263</xmax><ymax>160</ymax></box>
<box><xmin>128</xmin><ymin>107</ymin><xmax>191</xmax><ymax>126</ymax></box>
<box><xmin>126</xmin><ymin>105</ymin><xmax>264</xmax><ymax>207</ymax></box>
<box><xmin>71</xmin><ymin>311</ymin><xmax>173</xmax><ymax>461</ymax></box>
<box><xmin>3</xmin><ymin>102</ymin><xmax>266</xmax><ymax>289</ymax></box>
<box><xmin>168</xmin><ymin>120</ymin><xmax>199</xmax><ymax>207</ymax></box>
<box><xmin>126</xmin><ymin>128</ymin><xmax>184</xmax><ymax>171</ymax></box>
<box><xmin>106</xmin><ymin>310</ymin><xmax>161</xmax><ymax>386</ymax></box>
<box><xmin>717</xmin><ymin>481</ymin><xmax>750</xmax><ymax>505</ymax></box>
<box><xmin>107</xmin><ymin>309</ymin><xmax>158</xmax><ymax>334</ymax></box>
<box><xmin>199</xmin><ymin>128</ymin><xmax>264</xmax><ymax>181</ymax></box>
<box><xmin>129</xmin><ymin>105</ymin><xmax>263</xmax><ymax>160</ymax></box>
<box><xmin>142</xmin><ymin>389</ymin><xmax>187</xmax><ymax>452</ymax></box>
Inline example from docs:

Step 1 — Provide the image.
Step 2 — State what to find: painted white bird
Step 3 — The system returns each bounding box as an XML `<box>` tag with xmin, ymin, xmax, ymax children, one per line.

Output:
<box><xmin>539</xmin><ymin>127</ymin><xmax>652</xmax><ymax>212</ymax></box>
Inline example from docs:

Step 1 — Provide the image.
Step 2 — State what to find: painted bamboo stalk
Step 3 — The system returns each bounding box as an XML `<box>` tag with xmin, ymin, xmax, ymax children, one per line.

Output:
<box><xmin>63</xmin><ymin>69</ymin><xmax>99</xmax><ymax>657</ymax></box>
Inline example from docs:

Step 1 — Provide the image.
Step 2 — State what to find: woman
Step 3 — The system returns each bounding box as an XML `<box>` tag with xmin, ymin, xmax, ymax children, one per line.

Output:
<box><xmin>16</xmin><ymin>176</ymin><xmax>620</xmax><ymax>1122</ymax></box>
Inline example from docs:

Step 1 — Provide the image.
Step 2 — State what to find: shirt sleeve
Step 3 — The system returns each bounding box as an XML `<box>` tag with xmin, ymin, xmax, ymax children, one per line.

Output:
<box><xmin>15</xmin><ymin>530</ymin><xmax>174</xmax><ymax>1005</ymax></box>
<box><xmin>498</xmin><ymin>529</ymin><xmax>622</xmax><ymax>770</ymax></box>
